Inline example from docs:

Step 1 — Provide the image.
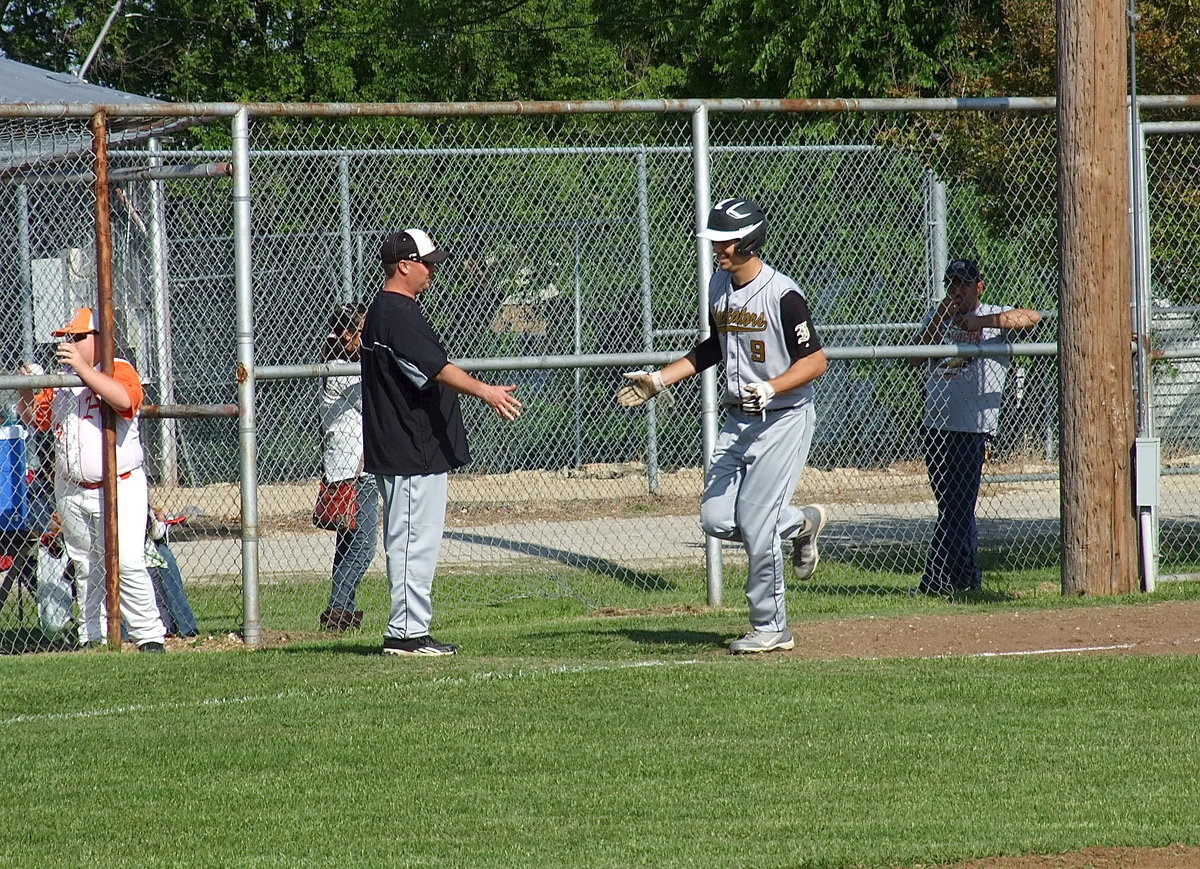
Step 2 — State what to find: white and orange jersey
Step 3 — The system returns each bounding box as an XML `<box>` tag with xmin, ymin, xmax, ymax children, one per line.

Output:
<box><xmin>30</xmin><ymin>358</ymin><xmax>145</xmax><ymax>484</ymax></box>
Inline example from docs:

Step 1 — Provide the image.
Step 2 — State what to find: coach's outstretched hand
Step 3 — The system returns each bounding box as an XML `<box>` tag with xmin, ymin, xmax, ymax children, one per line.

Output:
<box><xmin>616</xmin><ymin>371</ymin><xmax>666</xmax><ymax>408</ymax></box>
<box><xmin>480</xmin><ymin>383</ymin><xmax>523</xmax><ymax>421</ymax></box>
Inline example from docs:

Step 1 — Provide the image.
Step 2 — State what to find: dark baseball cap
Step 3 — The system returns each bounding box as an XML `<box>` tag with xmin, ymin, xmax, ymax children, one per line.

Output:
<box><xmin>380</xmin><ymin>229</ymin><xmax>450</xmax><ymax>265</ymax></box>
<box><xmin>944</xmin><ymin>258</ymin><xmax>981</xmax><ymax>283</ymax></box>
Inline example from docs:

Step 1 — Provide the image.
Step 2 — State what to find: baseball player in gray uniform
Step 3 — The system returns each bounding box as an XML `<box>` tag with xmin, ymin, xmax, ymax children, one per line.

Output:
<box><xmin>617</xmin><ymin>198</ymin><xmax>828</xmax><ymax>654</ymax></box>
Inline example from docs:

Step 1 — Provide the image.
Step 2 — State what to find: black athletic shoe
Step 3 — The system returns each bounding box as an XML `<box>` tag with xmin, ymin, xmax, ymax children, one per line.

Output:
<box><xmin>137</xmin><ymin>641</ymin><xmax>166</xmax><ymax>654</ymax></box>
<box><xmin>382</xmin><ymin>635</ymin><xmax>458</xmax><ymax>656</ymax></box>
<box><xmin>320</xmin><ymin>608</ymin><xmax>364</xmax><ymax>632</ymax></box>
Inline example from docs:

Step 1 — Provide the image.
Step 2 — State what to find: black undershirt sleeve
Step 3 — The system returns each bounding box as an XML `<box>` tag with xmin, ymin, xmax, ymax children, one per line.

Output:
<box><xmin>781</xmin><ymin>291</ymin><xmax>822</xmax><ymax>361</ymax></box>
<box><xmin>690</xmin><ymin>311</ymin><xmax>722</xmax><ymax>371</ymax></box>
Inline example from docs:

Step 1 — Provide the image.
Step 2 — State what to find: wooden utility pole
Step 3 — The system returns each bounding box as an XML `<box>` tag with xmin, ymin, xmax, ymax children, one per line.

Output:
<box><xmin>1057</xmin><ymin>0</ymin><xmax>1138</xmax><ymax>593</ymax></box>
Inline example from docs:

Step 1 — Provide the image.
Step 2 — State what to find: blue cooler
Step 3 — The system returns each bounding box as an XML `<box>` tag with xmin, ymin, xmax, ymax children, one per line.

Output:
<box><xmin>0</xmin><ymin>425</ymin><xmax>29</xmax><ymax>532</ymax></box>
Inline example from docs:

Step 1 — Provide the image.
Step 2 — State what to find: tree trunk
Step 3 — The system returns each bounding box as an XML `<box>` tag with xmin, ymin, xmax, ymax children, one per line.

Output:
<box><xmin>1056</xmin><ymin>0</ymin><xmax>1138</xmax><ymax>594</ymax></box>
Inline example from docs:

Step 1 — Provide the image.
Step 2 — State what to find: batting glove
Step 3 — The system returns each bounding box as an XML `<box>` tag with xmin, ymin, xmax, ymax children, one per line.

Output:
<box><xmin>741</xmin><ymin>381</ymin><xmax>775</xmax><ymax>417</ymax></box>
<box><xmin>616</xmin><ymin>371</ymin><xmax>666</xmax><ymax>408</ymax></box>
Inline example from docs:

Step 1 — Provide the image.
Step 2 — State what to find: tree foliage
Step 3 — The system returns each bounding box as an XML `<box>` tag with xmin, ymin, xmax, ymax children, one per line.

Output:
<box><xmin>952</xmin><ymin>0</ymin><xmax>1200</xmax><ymax>96</ymax></box>
<box><xmin>4</xmin><ymin>0</ymin><xmax>1200</xmax><ymax>102</ymax></box>
<box><xmin>1</xmin><ymin>0</ymin><xmax>690</xmax><ymax>101</ymax></box>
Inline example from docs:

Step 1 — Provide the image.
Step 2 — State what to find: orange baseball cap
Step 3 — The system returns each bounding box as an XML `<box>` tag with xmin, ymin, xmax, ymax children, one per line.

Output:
<box><xmin>51</xmin><ymin>307</ymin><xmax>96</xmax><ymax>337</ymax></box>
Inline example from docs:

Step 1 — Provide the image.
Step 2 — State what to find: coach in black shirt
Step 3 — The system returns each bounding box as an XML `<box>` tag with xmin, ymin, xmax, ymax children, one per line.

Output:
<box><xmin>361</xmin><ymin>228</ymin><xmax>522</xmax><ymax>656</ymax></box>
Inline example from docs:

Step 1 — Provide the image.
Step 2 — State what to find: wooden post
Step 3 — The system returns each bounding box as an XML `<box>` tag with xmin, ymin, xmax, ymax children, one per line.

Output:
<box><xmin>92</xmin><ymin>110</ymin><xmax>124</xmax><ymax>646</ymax></box>
<box><xmin>1057</xmin><ymin>0</ymin><xmax>1138</xmax><ymax>594</ymax></box>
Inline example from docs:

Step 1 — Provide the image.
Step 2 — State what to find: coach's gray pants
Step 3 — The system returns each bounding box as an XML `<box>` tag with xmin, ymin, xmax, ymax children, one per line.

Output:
<box><xmin>378</xmin><ymin>472</ymin><xmax>448</xmax><ymax>640</ymax></box>
<box><xmin>700</xmin><ymin>405</ymin><xmax>815</xmax><ymax>633</ymax></box>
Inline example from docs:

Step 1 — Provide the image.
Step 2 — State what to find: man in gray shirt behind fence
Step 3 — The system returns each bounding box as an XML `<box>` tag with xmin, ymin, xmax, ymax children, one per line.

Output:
<box><xmin>909</xmin><ymin>258</ymin><xmax>1041</xmax><ymax>596</ymax></box>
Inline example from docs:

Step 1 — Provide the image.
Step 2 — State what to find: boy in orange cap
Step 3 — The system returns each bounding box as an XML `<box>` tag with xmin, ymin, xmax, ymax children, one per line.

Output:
<box><xmin>17</xmin><ymin>308</ymin><xmax>167</xmax><ymax>651</ymax></box>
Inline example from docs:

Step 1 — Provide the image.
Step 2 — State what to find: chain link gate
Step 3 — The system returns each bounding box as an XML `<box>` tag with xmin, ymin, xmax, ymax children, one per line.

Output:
<box><xmin>2</xmin><ymin>99</ymin><xmax>1199</xmax><ymax>652</ymax></box>
<box><xmin>1142</xmin><ymin>120</ymin><xmax>1200</xmax><ymax>579</ymax></box>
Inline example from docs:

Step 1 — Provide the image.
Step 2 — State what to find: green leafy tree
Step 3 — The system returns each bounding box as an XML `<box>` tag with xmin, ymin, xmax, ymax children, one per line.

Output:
<box><xmin>596</xmin><ymin>0</ymin><xmax>1000</xmax><ymax>98</ymax></box>
<box><xmin>2</xmin><ymin>0</ymin><xmax>678</xmax><ymax>101</ymax></box>
<box><xmin>0</xmin><ymin>0</ymin><xmax>86</xmax><ymax>73</ymax></box>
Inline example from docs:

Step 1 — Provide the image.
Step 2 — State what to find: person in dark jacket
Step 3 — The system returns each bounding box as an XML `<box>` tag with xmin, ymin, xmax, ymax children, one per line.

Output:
<box><xmin>360</xmin><ymin>229</ymin><xmax>521</xmax><ymax>656</ymax></box>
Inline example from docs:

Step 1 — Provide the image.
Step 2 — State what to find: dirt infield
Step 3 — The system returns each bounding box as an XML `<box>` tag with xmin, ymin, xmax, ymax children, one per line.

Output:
<box><xmin>587</xmin><ymin>598</ymin><xmax>1200</xmax><ymax>661</ymax></box>
<box><xmin>171</xmin><ymin>597</ymin><xmax>1200</xmax><ymax>658</ymax></box>
<box><xmin>785</xmin><ymin>598</ymin><xmax>1200</xmax><ymax>660</ymax></box>
<box><xmin>939</xmin><ymin>844</ymin><xmax>1200</xmax><ymax>868</ymax></box>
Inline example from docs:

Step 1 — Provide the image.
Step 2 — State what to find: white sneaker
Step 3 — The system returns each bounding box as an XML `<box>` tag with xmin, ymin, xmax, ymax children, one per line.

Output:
<box><xmin>792</xmin><ymin>504</ymin><xmax>828</xmax><ymax>580</ymax></box>
<box><xmin>730</xmin><ymin>628</ymin><xmax>795</xmax><ymax>654</ymax></box>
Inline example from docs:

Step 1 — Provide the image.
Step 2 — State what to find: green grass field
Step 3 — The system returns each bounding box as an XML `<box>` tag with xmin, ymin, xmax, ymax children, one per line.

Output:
<box><xmin>3</xmin><ymin>573</ymin><xmax>1200</xmax><ymax>868</ymax></box>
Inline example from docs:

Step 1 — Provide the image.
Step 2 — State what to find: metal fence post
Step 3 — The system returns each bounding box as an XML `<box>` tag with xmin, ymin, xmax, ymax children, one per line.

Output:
<box><xmin>572</xmin><ymin>225</ymin><xmax>583</xmax><ymax>467</ymax></box>
<box><xmin>1132</xmin><ymin>117</ymin><xmax>1158</xmax><ymax>590</ymax></box>
<box><xmin>16</xmin><ymin>184</ymin><xmax>34</xmax><ymax>363</ymax></box>
<box><xmin>147</xmin><ymin>137</ymin><xmax>179</xmax><ymax>486</ymax></box>
<box><xmin>636</xmin><ymin>147</ymin><xmax>660</xmax><ymax>494</ymax></box>
<box><xmin>925</xmin><ymin>169</ymin><xmax>948</xmax><ymax>307</ymax></box>
<box><xmin>233</xmin><ymin>108</ymin><xmax>262</xmax><ymax>647</ymax></box>
<box><xmin>691</xmin><ymin>104</ymin><xmax>723</xmax><ymax>607</ymax></box>
<box><xmin>338</xmin><ymin>154</ymin><xmax>353</xmax><ymax>302</ymax></box>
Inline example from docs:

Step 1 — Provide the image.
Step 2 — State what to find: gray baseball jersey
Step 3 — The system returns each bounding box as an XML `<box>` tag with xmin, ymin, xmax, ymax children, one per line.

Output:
<box><xmin>702</xmin><ymin>263</ymin><xmax>822</xmax><ymax>408</ymax></box>
<box><xmin>691</xmin><ymin>259</ymin><xmax>824</xmax><ymax>633</ymax></box>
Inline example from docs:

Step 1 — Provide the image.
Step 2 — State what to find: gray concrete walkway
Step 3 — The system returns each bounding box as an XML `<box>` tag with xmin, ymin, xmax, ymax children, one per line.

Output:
<box><xmin>174</xmin><ymin>485</ymin><xmax>1076</xmax><ymax>581</ymax></box>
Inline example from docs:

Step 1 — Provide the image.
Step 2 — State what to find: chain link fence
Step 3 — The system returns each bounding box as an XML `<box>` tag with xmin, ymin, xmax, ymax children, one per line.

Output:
<box><xmin>1144</xmin><ymin>121</ymin><xmax>1200</xmax><ymax>572</ymax></box>
<box><xmin>1</xmin><ymin>100</ymin><xmax>1199</xmax><ymax>652</ymax></box>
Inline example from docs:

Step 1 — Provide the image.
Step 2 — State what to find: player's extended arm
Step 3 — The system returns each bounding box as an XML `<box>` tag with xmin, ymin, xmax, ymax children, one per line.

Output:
<box><xmin>660</xmin><ymin>355</ymin><xmax>701</xmax><ymax>388</ymax></box>
<box><xmin>434</xmin><ymin>362</ymin><xmax>522</xmax><ymax>421</ymax></box>
<box><xmin>615</xmin><ymin>354</ymin><xmax>700</xmax><ymax>408</ymax></box>
<box><xmin>996</xmin><ymin>308</ymin><xmax>1042</xmax><ymax>330</ymax></box>
<box><xmin>953</xmin><ymin>307</ymin><xmax>1042</xmax><ymax>332</ymax></box>
<box><xmin>616</xmin><ymin>325</ymin><xmax>722</xmax><ymax>408</ymax></box>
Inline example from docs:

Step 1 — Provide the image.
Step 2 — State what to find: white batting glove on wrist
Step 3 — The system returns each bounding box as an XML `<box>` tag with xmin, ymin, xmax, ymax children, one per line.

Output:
<box><xmin>741</xmin><ymin>381</ymin><xmax>775</xmax><ymax>416</ymax></box>
<box><xmin>616</xmin><ymin>371</ymin><xmax>666</xmax><ymax>408</ymax></box>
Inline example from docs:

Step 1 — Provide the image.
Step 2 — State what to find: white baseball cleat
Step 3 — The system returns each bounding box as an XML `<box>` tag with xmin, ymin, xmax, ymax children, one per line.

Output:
<box><xmin>792</xmin><ymin>504</ymin><xmax>828</xmax><ymax>580</ymax></box>
<box><xmin>730</xmin><ymin>628</ymin><xmax>795</xmax><ymax>654</ymax></box>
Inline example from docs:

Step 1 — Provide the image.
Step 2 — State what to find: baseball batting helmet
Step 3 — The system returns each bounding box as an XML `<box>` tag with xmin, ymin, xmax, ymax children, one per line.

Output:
<box><xmin>697</xmin><ymin>198</ymin><xmax>767</xmax><ymax>256</ymax></box>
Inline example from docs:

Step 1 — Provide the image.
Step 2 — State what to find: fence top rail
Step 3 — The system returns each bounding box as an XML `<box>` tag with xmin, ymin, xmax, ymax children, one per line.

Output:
<box><xmin>12</xmin><ymin>95</ymin><xmax>1185</xmax><ymax>120</ymax></box>
<box><xmin>1142</xmin><ymin>121</ymin><xmax>1200</xmax><ymax>134</ymax></box>
<box><xmin>4</xmin><ymin>95</ymin><xmax>1200</xmax><ymax>121</ymax></box>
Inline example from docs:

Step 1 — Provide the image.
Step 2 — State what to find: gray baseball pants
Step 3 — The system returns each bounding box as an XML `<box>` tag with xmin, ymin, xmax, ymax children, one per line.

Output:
<box><xmin>378</xmin><ymin>472</ymin><xmax>448</xmax><ymax>640</ymax></box>
<box><xmin>700</xmin><ymin>404</ymin><xmax>815</xmax><ymax>632</ymax></box>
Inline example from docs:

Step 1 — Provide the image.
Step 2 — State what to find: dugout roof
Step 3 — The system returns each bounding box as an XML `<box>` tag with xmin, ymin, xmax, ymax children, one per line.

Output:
<box><xmin>0</xmin><ymin>56</ymin><xmax>161</xmax><ymax>106</ymax></box>
<box><xmin>0</xmin><ymin>56</ymin><xmax>173</xmax><ymax>176</ymax></box>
